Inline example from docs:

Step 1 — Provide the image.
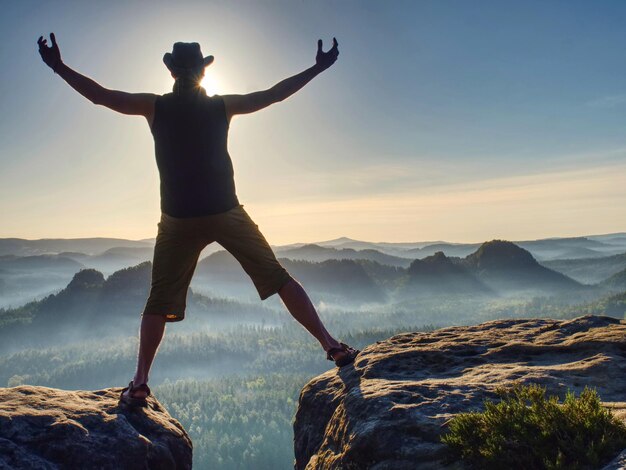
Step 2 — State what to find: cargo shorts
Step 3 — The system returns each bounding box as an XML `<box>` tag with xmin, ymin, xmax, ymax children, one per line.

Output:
<box><xmin>143</xmin><ymin>204</ymin><xmax>292</xmax><ymax>322</ymax></box>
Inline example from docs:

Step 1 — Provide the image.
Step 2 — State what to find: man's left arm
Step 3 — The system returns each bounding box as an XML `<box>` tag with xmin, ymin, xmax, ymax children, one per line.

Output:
<box><xmin>222</xmin><ymin>38</ymin><xmax>339</xmax><ymax>121</ymax></box>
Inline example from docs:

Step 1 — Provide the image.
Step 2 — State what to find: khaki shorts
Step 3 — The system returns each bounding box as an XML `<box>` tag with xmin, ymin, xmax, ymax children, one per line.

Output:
<box><xmin>143</xmin><ymin>204</ymin><xmax>292</xmax><ymax>322</ymax></box>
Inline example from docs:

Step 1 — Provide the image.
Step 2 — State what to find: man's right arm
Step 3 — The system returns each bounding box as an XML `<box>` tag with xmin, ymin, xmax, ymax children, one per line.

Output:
<box><xmin>56</xmin><ymin>63</ymin><xmax>156</xmax><ymax>120</ymax></box>
<box><xmin>38</xmin><ymin>33</ymin><xmax>156</xmax><ymax>124</ymax></box>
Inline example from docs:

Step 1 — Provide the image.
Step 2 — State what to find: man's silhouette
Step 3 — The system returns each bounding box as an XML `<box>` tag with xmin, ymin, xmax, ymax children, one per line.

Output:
<box><xmin>38</xmin><ymin>33</ymin><xmax>358</xmax><ymax>407</ymax></box>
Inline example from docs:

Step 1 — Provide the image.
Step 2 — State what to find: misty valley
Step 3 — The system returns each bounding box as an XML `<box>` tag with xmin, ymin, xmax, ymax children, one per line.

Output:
<box><xmin>1</xmin><ymin>233</ymin><xmax>626</xmax><ymax>469</ymax></box>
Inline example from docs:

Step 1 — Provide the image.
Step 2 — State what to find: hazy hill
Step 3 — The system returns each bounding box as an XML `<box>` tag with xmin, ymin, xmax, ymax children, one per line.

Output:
<box><xmin>463</xmin><ymin>240</ymin><xmax>582</xmax><ymax>293</ymax></box>
<box><xmin>405</xmin><ymin>243</ymin><xmax>482</xmax><ymax>259</ymax></box>
<box><xmin>314</xmin><ymin>237</ymin><xmax>439</xmax><ymax>252</ymax></box>
<box><xmin>0</xmin><ymin>254</ymin><xmax>84</xmax><ymax>272</ymax></box>
<box><xmin>275</xmin><ymin>244</ymin><xmax>411</xmax><ymax>268</ymax></box>
<box><xmin>0</xmin><ymin>262</ymin><xmax>275</xmax><ymax>351</ymax></box>
<box><xmin>404</xmin><ymin>252</ymin><xmax>490</xmax><ymax>295</ymax></box>
<box><xmin>587</xmin><ymin>232</ymin><xmax>626</xmax><ymax>243</ymax></box>
<box><xmin>57</xmin><ymin>251</ymin><xmax>91</xmax><ymax>260</ymax></box>
<box><xmin>601</xmin><ymin>268</ymin><xmax>626</xmax><ymax>291</ymax></box>
<box><xmin>0</xmin><ymin>238</ymin><xmax>153</xmax><ymax>257</ymax></box>
<box><xmin>352</xmin><ymin>259</ymin><xmax>405</xmax><ymax>288</ymax></box>
<box><xmin>194</xmin><ymin>250</ymin><xmax>251</xmax><ymax>290</ymax></box>
<box><xmin>95</xmin><ymin>246</ymin><xmax>154</xmax><ymax>261</ymax></box>
<box><xmin>598</xmin><ymin>291</ymin><xmax>626</xmax><ymax>318</ymax></box>
<box><xmin>0</xmin><ymin>262</ymin><xmax>160</xmax><ymax>351</ymax></box>
<box><xmin>604</xmin><ymin>236</ymin><xmax>626</xmax><ymax>246</ymax></box>
<box><xmin>519</xmin><ymin>236</ymin><xmax>609</xmax><ymax>251</ymax></box>
<box><xmin>10</xmin><ymin>263</ymin><xmax>152</xmax><ymax>325</ymax></box>
<box><xmin>195</xmin><ymin>250</ymin><xmax>386</xmax><ymax>304</ymax></box>
<box><xmin>543</xmin><ymin>253</ymin><xmax>626</xmax><ymax>285</ymax></box>
<box><xmin>3</xmin><ymin>232</ymin><xmax>625</xmax><ymax>263</ymax></box>
<box><xmin>402</xmin><ymin>237</ymin><xmax>625</xmax><ymax>262</ymax></box>
<box><xmin>62</xmin><ymin>246</ymin><xmax>156</xmax><ymax>275</ymax></box>
<box><xmin>515</xmin><ymin>236</ymin><xmax>621</xmax><ymax>260</ymax></box>
<box><xmin>309</xmin><ymin>234</ymin><xmax>626</xmax><ymax>261</ymax></box>
<box><xmin>0</xmin><ymin>255</ymin><xmax>86</xmax><ymax>309</ymax></box>
<box><xmin>281</xmin><ymin>258</ymin><xmax>386</xmax><ymax>303</ymax></box>
<box><xmin>554</xmin><ymin>247</ymin><xmax>609</xmax><ymax>259</ymax></box>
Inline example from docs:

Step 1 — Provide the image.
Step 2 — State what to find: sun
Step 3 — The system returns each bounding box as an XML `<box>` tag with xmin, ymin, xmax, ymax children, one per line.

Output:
<box><xmin>201</xmin><ymin>74</ymin><xmax>220</xmax><ymax>96</ymax></box>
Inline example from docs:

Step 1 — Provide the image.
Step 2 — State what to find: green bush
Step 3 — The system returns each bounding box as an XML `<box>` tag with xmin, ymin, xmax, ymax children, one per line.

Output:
<box><xmin>440</xmin><ymin>383</ymin><xmax>626</xmax><ymax>470</ymax></box>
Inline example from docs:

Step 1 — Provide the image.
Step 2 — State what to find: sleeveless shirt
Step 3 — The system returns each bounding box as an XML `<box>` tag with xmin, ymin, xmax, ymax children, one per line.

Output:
<box><xmin>151</xmin><ymin>88</ymin><xmax>239</xmax><ymax>217</ymax></box>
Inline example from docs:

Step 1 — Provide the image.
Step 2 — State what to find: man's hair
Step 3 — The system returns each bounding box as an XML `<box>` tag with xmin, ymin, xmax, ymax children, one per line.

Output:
<box><xmin>173</xmin><ymin>65</ymin><xmax>204</xmax><ymax>81</ymax></box>
<box><xmin>172</xmin><ymin>68</ymin><xmax>205</xmax><ymax>95</ymax></box>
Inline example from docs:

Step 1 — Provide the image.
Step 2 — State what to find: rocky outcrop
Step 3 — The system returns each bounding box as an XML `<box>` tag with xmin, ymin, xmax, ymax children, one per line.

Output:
<box><xmin>406</xmin><ymin>252</ymin><xmax>491</xmax><ymax>295</ymax></box>
<box><xmin>294</xmin><ymin>315</ymin><xmax>626</xmax><ymax>469</ymax></box>
<box><xmin>463</xmin><ymin>240</ymin><xmax>582</xmax><ymax>293</ymax></box>
<box><xmin>0</xmin><ymin>385</ymin><xmax>191</xmax><ymax>469</ymax></box>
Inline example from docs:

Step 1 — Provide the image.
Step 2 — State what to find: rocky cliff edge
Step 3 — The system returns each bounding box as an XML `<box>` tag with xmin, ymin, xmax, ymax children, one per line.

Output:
<box><xmin>294</xmin><ymin>315</ymin><xmax>626</xmax><ymax>469</ymax></box>
<box><xmin>0</xmin><ymin>385</ymin><xmax>192</xmax><ymax>470</ymax></box>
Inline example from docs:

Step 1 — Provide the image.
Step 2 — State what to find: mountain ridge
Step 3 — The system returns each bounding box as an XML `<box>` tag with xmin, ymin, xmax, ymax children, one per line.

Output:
<box><xmin>3</xmin><ymin>231</ymin><xmax>625</xmax><ymax>260</ymax></box>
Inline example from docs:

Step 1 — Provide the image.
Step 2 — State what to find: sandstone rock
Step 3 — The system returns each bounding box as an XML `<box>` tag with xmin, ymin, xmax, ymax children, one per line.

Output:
<box><xmin>0</xmin><ymin>385</ymin><xmax>191</xmax><ymax>470</ymax></box>
<box><xmin>294</xmin><ymin>315</ymin><xmax>626</xmax><ymax>469</ymax></box>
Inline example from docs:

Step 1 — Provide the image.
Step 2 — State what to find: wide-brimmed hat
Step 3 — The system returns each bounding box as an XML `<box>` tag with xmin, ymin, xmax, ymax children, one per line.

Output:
<box><xmin>163</xmin><ymin>42</ymin><xmax>214</xmax><ymax>76</ymax></box>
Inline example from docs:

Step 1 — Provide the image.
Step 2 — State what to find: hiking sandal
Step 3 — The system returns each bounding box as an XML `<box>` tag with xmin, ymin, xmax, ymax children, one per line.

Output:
<box><xmin>326</xmin><ymin>342</ymin><xmax>360</xmax><ymax>367</ymax></box>
<box><xmin>119</xmin><ymin>380</ymin><xmax>151</xmax><ymax>408</ymax></box>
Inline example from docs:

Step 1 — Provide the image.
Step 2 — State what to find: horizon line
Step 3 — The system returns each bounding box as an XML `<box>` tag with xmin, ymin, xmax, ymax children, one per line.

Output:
<box><xmin>1</xmin><ymin>230</ymin><xmax>625</xmax><ymax>247</ymax></box>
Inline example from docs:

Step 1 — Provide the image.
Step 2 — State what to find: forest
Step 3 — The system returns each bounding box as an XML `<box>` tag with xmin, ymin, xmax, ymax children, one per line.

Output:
<box><xmin>1</xmin><ymin>235</ymin><xmax>626</xmax><ymax>468</ymax></box>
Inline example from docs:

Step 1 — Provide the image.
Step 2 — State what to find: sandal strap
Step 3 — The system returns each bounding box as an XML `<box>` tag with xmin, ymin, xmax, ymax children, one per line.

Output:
<box><xmin>326</xmin><ymin>343</ymin><xmax>356</xmax><ymax>361</ymax></box>
<box><xmin>128</xmin><ymin>381</ymin><xmax>151</xmax><ymax>397</ymax></box>
<box><xmin>326</xmin><ymin>346</ymin><xmax>344</xmax><ymax>361</ymax></box>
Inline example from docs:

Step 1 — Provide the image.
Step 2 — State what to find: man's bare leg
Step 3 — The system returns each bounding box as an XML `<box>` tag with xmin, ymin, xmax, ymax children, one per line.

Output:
<box><xmin>122</xmin><ymin>313</ymin><xmax>166</xmax><ymax>399</ymax></box>
<box><xmin>278</xmin><ymin>277</ymin><xmax>346</xmax><ymax>359</ymax></box>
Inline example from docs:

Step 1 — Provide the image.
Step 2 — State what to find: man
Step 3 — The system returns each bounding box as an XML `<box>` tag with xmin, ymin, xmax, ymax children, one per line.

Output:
<box><xmin>37</xmin><ymin>33</ymin><xmax>359</xmax><ymax>407</ymax></box>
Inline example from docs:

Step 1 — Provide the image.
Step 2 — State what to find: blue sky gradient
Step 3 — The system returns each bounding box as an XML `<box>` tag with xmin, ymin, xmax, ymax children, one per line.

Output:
<box><xmin>1</xmin><ymin>0</ymin><xmax>625</xmax><ymax>243</ymax></box>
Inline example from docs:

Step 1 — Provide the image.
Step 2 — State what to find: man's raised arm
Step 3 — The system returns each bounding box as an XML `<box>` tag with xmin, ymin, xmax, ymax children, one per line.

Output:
<box><xmin>37</xmin><ymin>33</ymin><xmax>156</xmax><ymax>123</ymax></box>
<box><xmin>222</xmin><ymin>38</ymin><xmax>339</xmax><ymax>120</ymax></box>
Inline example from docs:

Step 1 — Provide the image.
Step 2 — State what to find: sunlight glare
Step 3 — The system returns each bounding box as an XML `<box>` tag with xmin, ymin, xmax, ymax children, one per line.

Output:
<box><xmin>201</xmin><ymin>74</ymin><xmax>220</xmax><ymax>96</ymax></box>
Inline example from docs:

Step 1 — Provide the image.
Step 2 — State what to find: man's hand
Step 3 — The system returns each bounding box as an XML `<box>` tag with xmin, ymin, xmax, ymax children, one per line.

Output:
<box><xmin>315</xmin><ymin>37</ymin><xmax>339</xmax><ymax>72</ymax></box>
<box><xmin>37</xmin><ymin>33</ymin><xmax>62</xmax><ymax>72</ymax></box>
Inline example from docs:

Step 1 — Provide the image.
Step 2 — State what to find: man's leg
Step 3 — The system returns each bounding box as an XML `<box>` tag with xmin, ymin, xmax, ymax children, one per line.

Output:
<box><xmin>122</xmin><ymin>214</ymin><xmax>208</xmax><ymax>400</ymax></box>
<box><xmin>125</xmin><ymin>313</ymin><xmax>167</xmax><ymax>398</ymax></box>
<box><xmin>122</xmin><ymin>314</ymin><xmax>166</xmax><ymax>399</ymax></box>
<box><xmin>278</xmin><ymin>277</ymin><xmax>343</xmax><ymax>353</ymax></box>
<box><xmin>217</xmin><ymin>205</ymin><xmax>349</xmax><ymax>362</ymax></box>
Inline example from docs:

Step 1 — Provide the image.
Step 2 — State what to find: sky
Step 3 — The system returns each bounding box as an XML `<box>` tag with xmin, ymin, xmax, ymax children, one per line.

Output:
<box><xmin>1</xmin><ymin>0</ymin><xmax>626</xmax><ymax>245</ymax></box>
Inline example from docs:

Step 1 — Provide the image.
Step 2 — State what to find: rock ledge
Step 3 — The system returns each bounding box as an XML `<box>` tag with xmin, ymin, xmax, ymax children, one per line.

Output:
<box><xmin>0</xmin><ymin>385</ymin><xmax>192</xmax><ymax>470</ymax></box>
<box><xmin>294</xmin><ymin>315</ymin><xmax>626</xmax><ymax>469</ymax></box>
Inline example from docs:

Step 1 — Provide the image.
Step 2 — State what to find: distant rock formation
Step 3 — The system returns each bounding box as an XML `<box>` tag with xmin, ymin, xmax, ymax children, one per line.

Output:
<box><xmin>293</xmin><ymin>315</ymin><xmax>626</xmax><ymax>469</ymax></box>
<box><xmin>463</xmin><ymin>240</ymin><xmax>582</xmax><ymax>293</ymax></box>
<box><xmin>66</xmin><ymin>267</ymin><xmax>105</xmax><ymax>290</ymax></box>
<box><xmin>0</xmin><ymin>385</ymin><xmax>192</xmax><ymax>469</ymax></box>
<box><xmin>405</xmin><ymin>242</ymin><xmax>481</xmax><ymax>259</ymax></box>
<box><xmin>406</xmin><ymin>251</ymin><xmax>491</xmax><ymax>295</ymax></box>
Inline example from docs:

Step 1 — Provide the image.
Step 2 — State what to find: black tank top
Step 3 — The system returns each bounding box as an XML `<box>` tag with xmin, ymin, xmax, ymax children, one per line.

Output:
<box><xmin>151</xmin><ymin>89</ymin><xmax>239</xmax><ymax>217</ymax></box>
